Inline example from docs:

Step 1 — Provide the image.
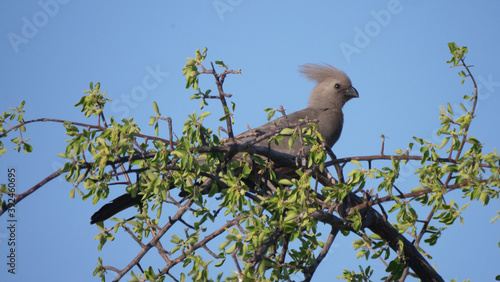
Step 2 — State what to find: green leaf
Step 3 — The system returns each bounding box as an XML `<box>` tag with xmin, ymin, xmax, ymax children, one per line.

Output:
<box><xmin>479</xmin><ymin>191</ymin><xmax>490</xmax><ymax>205</ymax></box>
<box><xmin>446</xmin><ymin>103</ymin><xmax>453</xmax><ymax>115</ymax></box>
<box><xmin>459</xmin><ymin>103</ymin><xmax>467</xmax><ymax>112</ymax></box>
<box><xmin>438</xmin><ymin>137</ymin><xmax>450</xmax><ymax>149</ymax></box>
<box><xmin>241</xmin><ymin>163</ymin><xmax>251</xmax><ymax>178</ymax></box>
<box><xmin>279</xmin><ymin>179</ymin><xmax>295</xmax><ymax>186</ymax></box>
<box><xmin>23</xmin><ymin>143</ymin><xmax>33</xmax><ymax>154</ymax></box>
<box><xmin>491</xmin><ymin>212</ymin><xmax>500</xmax><ymax>224</ymax></box>
<box><xmin>171</xmin><ymin>234</ymin><xmax>182</xmax><ymax>244</ymax></box>
<box><xmin>214</xmin><ymin>259</ymin><xmax>225</xmax><ymax>267</ymax></box>
<box><xmin>69</xmin><ymin>188</ymin><xmax>76</xmax><ymax>199</ymax></box>
<box><xmin>351</xmin><ymin>160</ymin><xmax>362</xmax><ymax>167</ymax></box>
<box><xmin>226</xmin><ymin>243</ymin><xmax>237</xmax><ymax>254</ymax></box>
<box><xmin>185</xmin><ymin>59</ymin><xmax>196</xmax><ymax>67</ymax></box>
<box><xmin>215</xmin><ymin>61</ymin><xmax>226</xmax><ymax>67</ymax></box>
<box><xmin>411</xmin><ymin>187</ymin><xmax>424</xmax><ymax>193</ymax></box>
<box><xmin>171</xmin><ymin>245</ymin><xmax>181</xmax><ymax>254</ymax></box>
<box><xmin>448</xmin><ymin>42</ymin><xmax>458</xmax><ymax>53</ymax></box>
<box><xmin>413</xmin><ymin>136</ymin><xmax>425</xmax><ymax>145</ymax></box>
<box><xmin>219</xmin><ymin>113</ymin><xmax>230</xmax><ymax>121</ymax></box>
<box><xmin>353</xmin><ymin>220</ymin><xmax>362</xmax><ymax>232</ymax></box>
<box><xmin>280</xmin><ymin>128</ymin><xmax>294</xmax><ymax>135</ymax></box>
<box><xmin>265</xmin><ymin>108</ymin><xmax>276</xmax><ymax>121</ymax></box>
<box><xmin>195</xmin><ymin>49</ymin><xmax>202</xmax><ymax>60</ymax></box>
<box><xmin>199</xmin><ymin>112</ymin><xmax>211</xmax><ymax>121</ymax></box>
<box><xmin>219</xmin><ymin>240</ymin><xmax>230</xmax><ymax>251</ymax></box>
<box><xmin>153</xmin><ymin>101</ymin><xmax>160</xmax><ymax>114</ymax></box>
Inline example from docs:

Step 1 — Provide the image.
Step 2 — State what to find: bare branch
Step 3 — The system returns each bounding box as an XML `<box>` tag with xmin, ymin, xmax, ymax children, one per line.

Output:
<box><xmin>304</xmin><ymin>227</ymin><xmax>339</xmax><ymax>282</ymax></box>
<box><xmin>111</xmin><ymin>199</ymin><xmax>194</xmax><ymax>281</ymax></box>
<box><xmin>0</xmin><ymin>165</ymin><xmax>68</xmax><ymax>216</ymax></box>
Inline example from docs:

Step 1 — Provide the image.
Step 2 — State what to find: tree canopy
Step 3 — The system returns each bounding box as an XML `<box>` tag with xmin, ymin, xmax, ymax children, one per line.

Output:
<box><xmin>1</xmin><ymin>43</ymin><xmax>499</xmax><ymax>281</ymax></box>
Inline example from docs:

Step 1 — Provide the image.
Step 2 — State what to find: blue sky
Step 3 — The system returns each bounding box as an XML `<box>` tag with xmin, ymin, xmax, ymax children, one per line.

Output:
<box><xmin>1</xmin><ymin>1</ymin><xmax>499</xmax><ymax>281</ymax></box>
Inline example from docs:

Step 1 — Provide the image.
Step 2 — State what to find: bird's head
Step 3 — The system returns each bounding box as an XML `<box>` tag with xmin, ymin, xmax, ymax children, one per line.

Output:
<box><xmin>299</xmin><ymin>64</ymin><xmax>358</xmax><ymax>110</ymax></box>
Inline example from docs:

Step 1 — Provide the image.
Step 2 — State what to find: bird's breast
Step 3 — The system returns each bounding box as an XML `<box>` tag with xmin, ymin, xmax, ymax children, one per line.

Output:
<box><xmin>317</xmin><ymin>110</ymin><xmax>344</xmax><ymax>148</ymax></box>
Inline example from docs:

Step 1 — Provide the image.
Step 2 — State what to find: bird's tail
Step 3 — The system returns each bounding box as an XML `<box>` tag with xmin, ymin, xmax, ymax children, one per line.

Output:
<box><xmin>90</xmin><ymin>193</ymin><xmax>142</xmax><ymax>224</ymax></box>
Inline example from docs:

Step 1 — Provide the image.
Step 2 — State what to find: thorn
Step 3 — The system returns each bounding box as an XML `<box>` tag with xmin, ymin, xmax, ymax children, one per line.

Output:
<box><xmin>380</xmin><ymin>135</ymin><xmax>386</xmax><ymax>156</ymax></box>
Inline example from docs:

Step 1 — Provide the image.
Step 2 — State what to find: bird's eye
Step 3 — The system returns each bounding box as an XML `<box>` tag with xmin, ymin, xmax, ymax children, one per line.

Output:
<box><xmin>334</xmin><ymin>83</ymin><xmax>341</xmax><ymax>89</ymax></box>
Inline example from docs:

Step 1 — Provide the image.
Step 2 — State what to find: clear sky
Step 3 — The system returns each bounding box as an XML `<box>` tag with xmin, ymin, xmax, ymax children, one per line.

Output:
<box><xmin>1</xmin><ymin>1</ymin><xmax>499</xmax><ymax>281</ymax></box>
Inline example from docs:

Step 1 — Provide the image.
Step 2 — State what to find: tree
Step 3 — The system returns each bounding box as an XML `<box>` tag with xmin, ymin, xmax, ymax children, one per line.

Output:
<box><xmin>1</xmin><ymin>43</ymin><xmax>498</xmax><ymax>281</ymax></box>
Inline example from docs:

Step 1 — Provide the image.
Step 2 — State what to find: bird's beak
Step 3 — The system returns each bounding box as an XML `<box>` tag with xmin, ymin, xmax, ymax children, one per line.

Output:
<box><xmin>347</xmin><ymin>87</ymin><xmax>359</xmax><ymax>98</ymax></box>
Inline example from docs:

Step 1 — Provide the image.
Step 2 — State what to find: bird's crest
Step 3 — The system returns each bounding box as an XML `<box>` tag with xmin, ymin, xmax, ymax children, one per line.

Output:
<box><xmin>299</xmin><ymin>64</ymin><xmax>349</xmax><ymax>83</ymax></box>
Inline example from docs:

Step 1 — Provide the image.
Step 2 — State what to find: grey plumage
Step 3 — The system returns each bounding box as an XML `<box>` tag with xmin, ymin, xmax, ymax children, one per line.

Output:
<box><xmin>90</xmin><ymin>63</ymin><xmax>358</xmax><ymax>224</ymax></box>
<box><xmin>236</xmin><ymin>63</ymin><xmax>358</xmax><ymax>155</ymax></box>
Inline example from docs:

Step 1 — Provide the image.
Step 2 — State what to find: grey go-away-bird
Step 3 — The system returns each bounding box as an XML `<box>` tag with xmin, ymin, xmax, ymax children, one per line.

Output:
<box><xmin>90</xmin><ymin>64</ymin><xmax>358</xmax><ymax>224</ymax></box>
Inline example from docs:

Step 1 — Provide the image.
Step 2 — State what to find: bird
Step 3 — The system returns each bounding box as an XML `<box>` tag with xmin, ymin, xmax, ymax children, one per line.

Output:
<box><xmin>90</xmin><ymin>64</ymin><xmax>358</xmax><ymax>224</ymax></box>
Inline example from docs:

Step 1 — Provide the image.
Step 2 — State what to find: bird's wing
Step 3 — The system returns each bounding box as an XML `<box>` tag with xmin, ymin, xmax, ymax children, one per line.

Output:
<box><xmin>233</xmin><ymin>108</ymin><xmax>321</xmax><ymax>155</ymax></box>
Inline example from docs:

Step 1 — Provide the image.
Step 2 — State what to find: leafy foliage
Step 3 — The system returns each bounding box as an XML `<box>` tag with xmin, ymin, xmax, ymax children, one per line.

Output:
<box><xmin>0</xmin><ymin>43</ymin><xmax>498</xmax><ymax>281</ymax></box>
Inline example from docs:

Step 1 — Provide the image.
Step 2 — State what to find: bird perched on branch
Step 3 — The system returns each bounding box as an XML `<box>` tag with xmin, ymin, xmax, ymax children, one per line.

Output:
<box><xmin>90</xmin><ymin>64</ymin><xmax>358</xmax><ymax>224</ymax></box>
<box><xmin>236</xmin><ymin>64</ymin><xmax>358</xmax><ymax>154</ymax></box>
